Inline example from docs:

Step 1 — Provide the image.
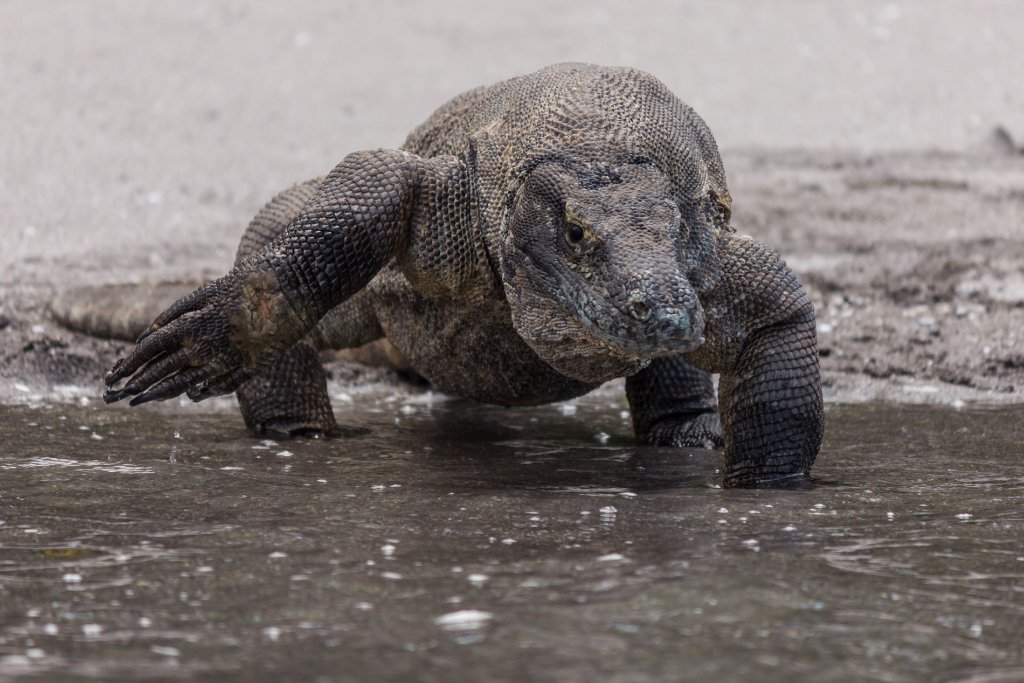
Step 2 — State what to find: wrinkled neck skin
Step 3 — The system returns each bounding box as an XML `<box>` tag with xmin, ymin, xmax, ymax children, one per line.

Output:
<box><xmin>498</xmin><ymin>159</ymin><xmax>722</xmax><ymax>384</ymax></box>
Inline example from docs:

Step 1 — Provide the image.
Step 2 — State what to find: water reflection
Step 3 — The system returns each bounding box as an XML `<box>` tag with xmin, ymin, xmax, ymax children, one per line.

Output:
<box><xmin>0</xmin><ymin>395</ymin><xmax>1021</xmax><ymax>682</ymax></box>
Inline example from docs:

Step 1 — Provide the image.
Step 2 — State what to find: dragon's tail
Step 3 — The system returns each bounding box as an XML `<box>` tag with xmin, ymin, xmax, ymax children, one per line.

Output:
<box><xmin>50</xmin><ymin>280</ymin><xmax>417</xmax><ymax>376</ymax></box>
<box><xmin>50</xmin><ymin>281</ymin><xmax>201</xmax><ymax>341</ymax></box>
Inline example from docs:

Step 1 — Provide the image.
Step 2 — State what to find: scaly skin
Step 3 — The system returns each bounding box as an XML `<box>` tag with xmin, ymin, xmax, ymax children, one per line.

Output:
<box><xmin>95</xmin><ymin>63</ymin><xmax>824</xmax><ymax>486</ymax></box>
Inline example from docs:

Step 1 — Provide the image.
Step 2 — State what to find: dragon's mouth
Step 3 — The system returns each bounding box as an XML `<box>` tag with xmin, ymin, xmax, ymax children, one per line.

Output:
<box><xmin>508</xmin><ymin>255</ymin><xmax>705</xmax><ymax>357</ymax></box>
<box><xmin>566</xmin><ymin>288</ymin><xmax>706</xmax><ymax>357</ymax></box>
<box><xmin>573</xmin><ymin>308</ymin><xmax>705</xmax><ymax>357</ymax></box>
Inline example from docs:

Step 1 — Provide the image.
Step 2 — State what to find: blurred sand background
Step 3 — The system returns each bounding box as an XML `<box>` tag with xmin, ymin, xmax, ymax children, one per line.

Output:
<box><xmin>1</xmin><ymin>0</ymin><xmax>1022</xmax><ymax>403</ymax></box>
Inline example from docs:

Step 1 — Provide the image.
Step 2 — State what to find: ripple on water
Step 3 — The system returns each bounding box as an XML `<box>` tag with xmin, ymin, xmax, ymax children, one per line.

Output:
<box><xmin>0</xmin><ymin>401</ymin><xmax>1022</xmax><ymax>681</ymax></box>
<box><xmin>1</xmin><ymin>456</ymin><xmax>154</xmax><ymax>474</ymax></box>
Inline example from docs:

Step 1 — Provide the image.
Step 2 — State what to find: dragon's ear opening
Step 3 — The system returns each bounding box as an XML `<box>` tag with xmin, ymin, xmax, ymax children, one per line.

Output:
<box><xmin>715</xmin><ymin>190</ymin><xmax>732</xmax><ymax>222</ymax></box>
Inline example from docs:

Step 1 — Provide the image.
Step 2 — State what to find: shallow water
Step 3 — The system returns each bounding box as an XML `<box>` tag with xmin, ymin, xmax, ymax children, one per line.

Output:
<box><xmin>0</xmin><ymin>391</ymin><xmax>1022</xmax><ymax>683</ymax></box>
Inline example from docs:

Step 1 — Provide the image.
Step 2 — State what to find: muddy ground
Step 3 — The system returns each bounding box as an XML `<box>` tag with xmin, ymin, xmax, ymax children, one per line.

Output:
<box><xmin>732</xmin><ymin>147</ymin><xmax>1024</xmax><ymax>404</ymax></box>
<box><xmin>1</xmin><ymin>1</ymin><xmax>1022</xmax><ymax>407</ymax></box>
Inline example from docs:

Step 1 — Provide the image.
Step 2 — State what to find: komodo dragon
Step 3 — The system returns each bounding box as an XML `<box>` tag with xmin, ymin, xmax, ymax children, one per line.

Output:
<box><xmin>82</xmin><ymin>63</ymin><xmax>823</xmax><ymax>486</ymax></box>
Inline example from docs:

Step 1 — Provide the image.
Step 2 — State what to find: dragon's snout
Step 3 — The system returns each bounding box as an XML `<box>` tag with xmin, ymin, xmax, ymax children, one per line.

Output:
<box><xmin>621</xmin><ymin>269</ymin><xmax>703</xmax><ymax>335</ymax></box>
<box><xmin>578</xmin><ymin>277</ymin><xmax>705</xmax><ymax>355</ymax></box>
<box><xmin>629</xmin><ymin>293</ymin><xmax>704</xmax><ymax>350</ymax></box>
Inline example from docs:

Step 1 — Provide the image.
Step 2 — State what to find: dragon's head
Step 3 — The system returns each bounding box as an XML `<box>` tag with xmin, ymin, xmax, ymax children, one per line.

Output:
<box><xmin>501</xmin><ymin>156</ymin><xmax>718</xmax><ymax>383</ymax></box>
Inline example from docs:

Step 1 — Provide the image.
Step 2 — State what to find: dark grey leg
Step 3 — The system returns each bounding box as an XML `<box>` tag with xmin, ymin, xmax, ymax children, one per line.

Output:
<box><xmin>104</xmin><ymin>150</ymin><xmax>458</xmax><ymax>417</ymax></box>
<box><xmin>698</xmin><ymin>232</ymin><xmax>824</xmax><ymax>486</ymax></box>
<box><xmin>626</xmin><ymin>355</ymin><xmax>723</xmax><ymax>449</ymax></box>
<box><xmin>233</xmin><ymin>180</ymin><xmax>339</xmax><ymax>437</ymax></box>
<box><xmin>236</xmin><ymin>341</ymin><xmax>338</xmax><ymax>436</ymax></box>
<box><xmin>718</xmin><ymin>312</ymin><xmax>822</xmax><ymax>486</ymax></box>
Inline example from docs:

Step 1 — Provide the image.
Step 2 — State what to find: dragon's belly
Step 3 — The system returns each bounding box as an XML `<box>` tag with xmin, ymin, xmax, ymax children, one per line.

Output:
<box><xmin>369</xmin><ymin>277</ymin><xmax>598</xmax><ymax>406</ymax></box>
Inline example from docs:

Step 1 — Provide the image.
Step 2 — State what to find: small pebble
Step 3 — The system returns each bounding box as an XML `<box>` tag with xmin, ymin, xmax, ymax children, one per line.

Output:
<box><xmin>434</xmin><ymin>610</ymin><xmax>492</xmax><ymax>631</ymax></box>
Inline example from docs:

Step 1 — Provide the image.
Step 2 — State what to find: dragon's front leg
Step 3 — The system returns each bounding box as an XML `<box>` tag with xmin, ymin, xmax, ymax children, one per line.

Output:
<box><xmin>692</xmin><ymin>233</ymin><xmax>824</xmax><ymax>487</ymax></box>
<box><xmin>103</xmin><ymin>149</ymin><xmax>454</xmax><ymax>406</ymax></box>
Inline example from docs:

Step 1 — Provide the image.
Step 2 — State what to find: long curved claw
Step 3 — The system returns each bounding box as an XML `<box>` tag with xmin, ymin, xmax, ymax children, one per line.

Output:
<box><xmin>105</xmin><ymin>324</ymin><xmax>183</xmax><ymax>387</ymax></box>
<box><xmin>103</xmin><ymin>349</ymin><xmax>191</xmax><ymax>404</ymax></box>
<box><xmin>103</xmin><ymin>386</ymin><xmax>139</xmax><ymax>404</ymax></box>
<box><xmin>128</xmin><ymin>366</ymin><xmax>220</xmax><ymax>406</ymax></box>
<box><xmin>185</xmin><ymin>367</ymin><xmax>252</xmax><ymax>402</ymax></box>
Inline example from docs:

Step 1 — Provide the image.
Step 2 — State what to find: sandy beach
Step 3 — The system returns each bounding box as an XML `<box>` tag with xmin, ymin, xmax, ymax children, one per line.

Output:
<box><xmin>2</xmin><ymin>0</ymin><xmax>1022</xmax><ymax>404</ymax></box>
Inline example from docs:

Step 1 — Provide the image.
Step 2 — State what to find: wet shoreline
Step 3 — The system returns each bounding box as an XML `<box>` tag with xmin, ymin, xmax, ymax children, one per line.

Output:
<box><xmin>2</xmin><ymin>398</ymin><xmax>1022</xmax><ymax>682</ymax></box>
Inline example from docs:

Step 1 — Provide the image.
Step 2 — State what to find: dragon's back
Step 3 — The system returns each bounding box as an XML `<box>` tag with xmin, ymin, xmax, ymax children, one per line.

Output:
<box><xmin>401</xmin><ymin>63</ymin><xmax>730</xmax><ymax>216</ymax></box>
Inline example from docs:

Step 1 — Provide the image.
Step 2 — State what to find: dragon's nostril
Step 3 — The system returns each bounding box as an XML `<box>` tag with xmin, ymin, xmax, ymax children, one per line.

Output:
<box><xmin>630</xmin><ymin>297</ymin><xmax>651</xmax><ymax>320</ymax></box>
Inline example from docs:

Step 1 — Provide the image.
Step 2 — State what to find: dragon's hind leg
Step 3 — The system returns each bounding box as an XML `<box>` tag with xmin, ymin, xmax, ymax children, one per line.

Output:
<box><xmin>236</xmin><ymin>341</ymin><xmax>337</xmax><ymax>437</ymax></box>
<box><xmin>233</xmin><ymin>179</ymin><xmax>381</xmax><ymax>437</ymax></box>
<box><xmin>626</xmin><ymin>355</ymin><xmax>724</xmax><ymax>449</ymax></box>
<box><xmin>233</xmin><ymin>180</ymin><xmax>372</xmax><ymax>438</ymax></box>
<box><xmin>232</xmin><ymin>180</ymin><xmax>336</xmax><ymax>436</ymax></box>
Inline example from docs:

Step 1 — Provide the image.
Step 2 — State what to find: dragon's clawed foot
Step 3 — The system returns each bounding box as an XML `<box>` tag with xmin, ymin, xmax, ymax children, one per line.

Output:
<box><xmin>102</xmin><ymin>275</ymin><xmax>262</xmax><ymax>406</ymax></box>
<box><xmin>642</xmin><ymin>411</ymin><xmax>724</xmax><ymax>449</ymax></box>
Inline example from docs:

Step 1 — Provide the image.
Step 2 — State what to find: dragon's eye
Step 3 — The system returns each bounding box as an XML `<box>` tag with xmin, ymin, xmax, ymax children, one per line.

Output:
<box><xmin>566</xmin><ymin>223</ymin><xmax>585</xmax><ymax>244</ymax></box>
